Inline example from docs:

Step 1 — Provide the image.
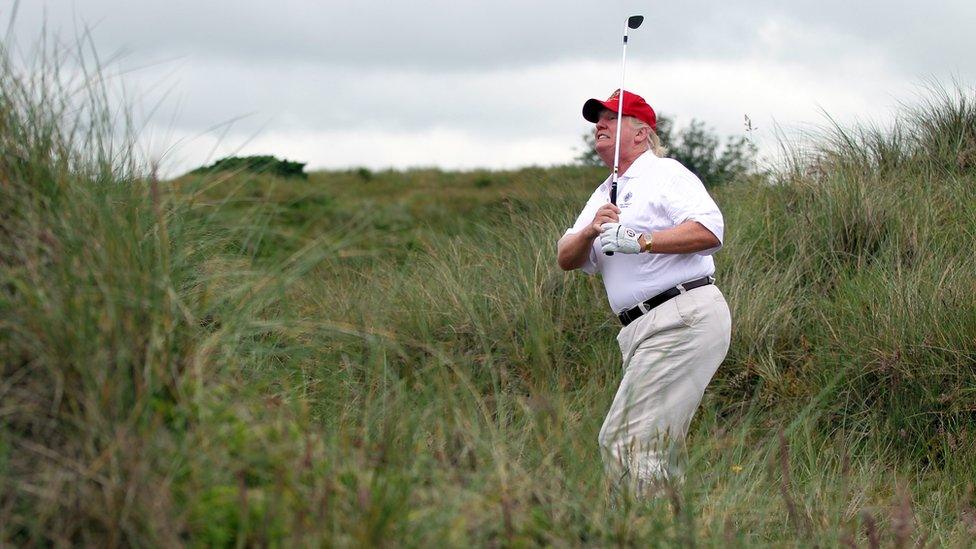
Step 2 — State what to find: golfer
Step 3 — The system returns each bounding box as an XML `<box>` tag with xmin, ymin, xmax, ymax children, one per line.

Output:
<box><xmin>557</xmin><ymin>90</ymin><xmax>731</xmax><ymax>494</ymax></box>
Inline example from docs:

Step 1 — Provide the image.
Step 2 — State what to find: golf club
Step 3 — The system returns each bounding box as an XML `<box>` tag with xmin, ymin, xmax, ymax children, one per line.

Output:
<box><xmin>606</xmin><ymin>14</ymin><xmax>643</xmax><ymax>256</ymax></box>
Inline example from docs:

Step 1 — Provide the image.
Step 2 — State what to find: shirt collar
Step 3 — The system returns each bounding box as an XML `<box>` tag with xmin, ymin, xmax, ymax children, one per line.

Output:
<box><xmin>620</xmin><ymin>150</ymin><xmax>657</xmax><ymax>179</ymax></box>
<box><xmin>599</xmin><ymin>150</ymin><xmax>657</xmax><ymax>192</ymax></box>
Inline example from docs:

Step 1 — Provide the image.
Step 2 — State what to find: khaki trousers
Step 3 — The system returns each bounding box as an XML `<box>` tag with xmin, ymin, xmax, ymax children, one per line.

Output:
<box><xmin>598</xmin><ymin>283</ymin><xmax>731</xmax><ymax>491</ymax></box>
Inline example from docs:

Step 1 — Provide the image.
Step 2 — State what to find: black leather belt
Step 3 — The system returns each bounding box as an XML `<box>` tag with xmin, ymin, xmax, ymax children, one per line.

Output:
<box><xmin>617</xmin><ymin>276</ymin><xmax>715</xmax><ymax>326</ymax></box>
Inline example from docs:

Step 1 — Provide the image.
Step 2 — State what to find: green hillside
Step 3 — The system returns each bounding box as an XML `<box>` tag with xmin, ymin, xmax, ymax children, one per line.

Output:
<box><xmin>2</xmin><ymin>42</ymin><xmax>975</xmax><ymax>545</ymax></box>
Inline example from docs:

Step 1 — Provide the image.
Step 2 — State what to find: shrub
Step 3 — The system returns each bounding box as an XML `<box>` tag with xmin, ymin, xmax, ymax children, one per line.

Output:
<box><xmin>355</xmin><ymin>166</ymin><xmax>373</xmax><ymax>181</ymax></box>
<box><xmin>192</xmin><ymin>155</ymin><xmax>307</xmax><ymax>179</ymax></box>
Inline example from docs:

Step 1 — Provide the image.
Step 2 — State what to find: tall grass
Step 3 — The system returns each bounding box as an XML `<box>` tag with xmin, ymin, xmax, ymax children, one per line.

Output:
<box><xmin>2</xmin><ymin>33</ymin><xmax>976</xmax><ymax>545</ymax></box>
<box><xmin>0</xmin><ymin>37</ymin><xmax>336</xmax><ymax>543</ymax></box>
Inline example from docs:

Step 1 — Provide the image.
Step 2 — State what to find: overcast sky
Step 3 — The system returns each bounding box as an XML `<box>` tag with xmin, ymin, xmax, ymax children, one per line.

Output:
<box><xmin>7</xmin><ymin>1</ymin><xmax>976</xmax><ymax>176</ymax></box>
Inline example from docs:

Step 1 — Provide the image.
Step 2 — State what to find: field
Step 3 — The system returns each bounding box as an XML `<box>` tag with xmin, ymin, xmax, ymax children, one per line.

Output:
<box><xmin>2</xmin><ymin>42</ymin><xmax>976</xmax><ymax>546</ymax></box>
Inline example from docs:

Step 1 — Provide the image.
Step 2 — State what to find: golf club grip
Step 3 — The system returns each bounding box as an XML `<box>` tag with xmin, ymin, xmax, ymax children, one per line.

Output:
<box><xmin>606</xmin><ymin>184</ymin><xmax>617</xmax><ymax>256</ymax></box>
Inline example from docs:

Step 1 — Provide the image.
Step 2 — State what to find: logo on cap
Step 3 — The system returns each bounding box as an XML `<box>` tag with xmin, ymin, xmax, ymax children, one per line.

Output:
<box><xmin>607</xmin><ymin>90</ymin><xmax>621</xmax><ymax>102</ymax></box>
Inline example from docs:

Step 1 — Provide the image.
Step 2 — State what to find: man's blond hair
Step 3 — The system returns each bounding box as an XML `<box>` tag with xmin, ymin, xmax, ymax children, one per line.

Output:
<box><xmin>628</xmin><ymin>116</ymin><xmax>668</xmax><ymax>157</ymax></box>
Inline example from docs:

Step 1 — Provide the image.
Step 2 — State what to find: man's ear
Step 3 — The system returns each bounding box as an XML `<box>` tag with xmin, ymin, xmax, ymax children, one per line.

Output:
<box><xmin>635</xmin><ymin>126</ymin><xmax>649</xmax><ymax>144</ymax></box>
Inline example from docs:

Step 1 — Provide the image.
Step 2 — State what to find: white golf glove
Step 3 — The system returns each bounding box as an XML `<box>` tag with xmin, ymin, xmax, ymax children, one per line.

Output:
<box><xmin>600</xmin><ymin>222</ymin><xmax>642</xmax><ymax>254</ymax></box>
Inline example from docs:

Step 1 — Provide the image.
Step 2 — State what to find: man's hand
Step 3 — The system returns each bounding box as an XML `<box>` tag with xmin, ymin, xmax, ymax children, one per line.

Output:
<box><xmin>587</xmin><ymin>203</ymin><xmax>621</xmax><ymax>238</ymax></box>
<box><xmin>600</xmin><ymin>222</ymin><xmax>643</xmax><ymax>254</ymax></box>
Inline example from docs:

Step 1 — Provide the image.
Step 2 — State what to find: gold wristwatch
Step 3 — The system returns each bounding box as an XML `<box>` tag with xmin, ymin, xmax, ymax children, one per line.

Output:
<box><xmin>639</xmin><ymin>232</ymin><xmax>653</xmax><ymax>253</ymax></box>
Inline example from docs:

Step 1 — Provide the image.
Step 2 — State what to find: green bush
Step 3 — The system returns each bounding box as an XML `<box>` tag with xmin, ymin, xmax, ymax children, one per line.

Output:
<box><xmin>192</xmin><ymin>154</ymin><xmax>307</xmax><ymax>179</ymax></box>
<box><xmin>355</xmin><ymin>166</ymin><xmax>373</xmax><ymax>181</ymax></box>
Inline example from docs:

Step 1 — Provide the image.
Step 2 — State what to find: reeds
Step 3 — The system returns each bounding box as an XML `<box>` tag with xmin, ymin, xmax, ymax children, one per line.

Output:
<box><xmin>2</xmin><ymin>33</ymin><xmax>975</xmax><ymax>545</ymax></box>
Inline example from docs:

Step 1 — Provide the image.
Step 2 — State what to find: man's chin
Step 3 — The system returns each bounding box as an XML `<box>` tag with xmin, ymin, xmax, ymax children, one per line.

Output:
<box><xmin>595</xmin><ymin>148</ymin><xmax>614</xmax><ymax>168</ymax></box>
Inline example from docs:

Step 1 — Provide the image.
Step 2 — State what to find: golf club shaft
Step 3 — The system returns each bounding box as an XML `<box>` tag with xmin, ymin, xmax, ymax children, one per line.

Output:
<box><xmin>606</xmin><ymin>20</ymin><xmax>631</xmax><ymax>256</ymax></box>
<box><xmin>612</xmin><ymin>22</ymin><xmax>629</xmax><ymax>198</ymax></box>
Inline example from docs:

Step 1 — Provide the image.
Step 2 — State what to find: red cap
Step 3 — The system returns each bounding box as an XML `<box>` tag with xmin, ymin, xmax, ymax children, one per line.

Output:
<box><xmin>582</xmin><ymin>89</ymin><xmax>657</xmax><ymax>131</ymax></box>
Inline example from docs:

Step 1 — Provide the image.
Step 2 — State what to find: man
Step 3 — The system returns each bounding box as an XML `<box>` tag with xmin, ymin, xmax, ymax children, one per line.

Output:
<box><xmin>557</xmin><ymin>89</ymin><xmax>732</xmax><ymax>494</ymax></box>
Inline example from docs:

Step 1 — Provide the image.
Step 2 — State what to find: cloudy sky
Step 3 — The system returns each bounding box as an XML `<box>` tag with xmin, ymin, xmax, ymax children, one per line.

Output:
<box><xmin>7</xmin><ymin>1</ymin><xmax>976</xmax><ymax>176</ymax></box>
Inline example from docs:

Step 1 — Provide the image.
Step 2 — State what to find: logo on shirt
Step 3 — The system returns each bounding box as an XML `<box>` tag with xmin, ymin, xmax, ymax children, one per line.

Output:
<box><xmin>619</xmin><ymin>191</ymin><xmax>633</xmax><ymax>208</ymax></box>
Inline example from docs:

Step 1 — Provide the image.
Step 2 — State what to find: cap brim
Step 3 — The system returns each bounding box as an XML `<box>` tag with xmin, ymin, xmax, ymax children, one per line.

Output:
<box><xmin>582</xmin><ymin>98</ymin><xmax>613</xmax><ymax>123</ymax></box>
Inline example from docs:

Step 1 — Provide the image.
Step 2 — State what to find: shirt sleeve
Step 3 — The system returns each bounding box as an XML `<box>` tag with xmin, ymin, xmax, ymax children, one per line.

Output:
<box><xmin>664</xmin><ymin>168</ymin><xmax>725</xmax><ymax>256</ymax></box>
<box><xmin>561</xmin><ymin>196</ymin><xmax>601</xmax><ymax>275</ymax></box>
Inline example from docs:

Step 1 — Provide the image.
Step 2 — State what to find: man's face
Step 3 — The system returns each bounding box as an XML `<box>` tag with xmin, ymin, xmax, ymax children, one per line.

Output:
<box><xmin>593</xmin><ymin>108</ymin><xmax>641</xmax><ymax>167</ymax></box>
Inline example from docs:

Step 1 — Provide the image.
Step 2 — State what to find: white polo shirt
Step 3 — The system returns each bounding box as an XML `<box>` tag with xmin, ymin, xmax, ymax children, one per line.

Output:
<box><xmin>563</xmin><ymin>151</ymin><xmax>725</xmax><ymax>314</ymax></box>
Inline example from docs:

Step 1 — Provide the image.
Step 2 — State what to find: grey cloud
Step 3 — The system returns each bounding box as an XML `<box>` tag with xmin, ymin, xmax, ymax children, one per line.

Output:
<box><xmin>745</xmin><ymin>0</ymin><xmax>976</xmax><ymax>77</ymax></box>
<box><xmin>10</xmin><ymin>0</ymin><xmax>975</xmax><ymax>78</ymax></box>
<box><xmin>124</xmin><ymin>58</ymin><xmax>589</xmax><ymax>139</ymax></box>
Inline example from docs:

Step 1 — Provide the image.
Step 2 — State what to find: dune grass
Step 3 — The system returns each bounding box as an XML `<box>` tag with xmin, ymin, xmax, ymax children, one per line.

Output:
<box><xmin>2</xmin><ymin>37</ymin><xmax>976</xmax><ymax>546</ymax></box>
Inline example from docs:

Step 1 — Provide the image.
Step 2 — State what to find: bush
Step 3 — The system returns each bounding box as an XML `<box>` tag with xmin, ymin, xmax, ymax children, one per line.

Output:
<box><xmin>192</xmin><ymin>155</ymin><xmax>307</xmax><ymax>179</ymax></box>
<box><xmin>664</xmin><ymin>119</ymin><xmax>758</xmax><ymax>187</ymax></box>
<box><xmin>355</xmin><ymin>166</ymin><xmax>373</xmax><ymax>181</ymax></box>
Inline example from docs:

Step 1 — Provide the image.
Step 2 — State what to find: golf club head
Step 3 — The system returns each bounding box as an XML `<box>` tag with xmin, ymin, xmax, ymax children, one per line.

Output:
<box><xmin>628</xmin><ymin>15</ymin><xmax>644</xmax><ymax>29</ymax></box>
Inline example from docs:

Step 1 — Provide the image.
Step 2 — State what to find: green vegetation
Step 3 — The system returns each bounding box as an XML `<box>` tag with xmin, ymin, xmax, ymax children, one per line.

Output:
<box><xmin>2</xmin><ymin>38</ymin><xmax>975</xmax><ymax>546</ymax></box>
<box><xmin>577</xmin><ymin>113</ymin><xmax>759</xmax><ymax>187</ymax></box>
<box><xmin>192</xmin><ymin>154</ymin><xmax>308</xmax><ymax>179</ymax></box>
